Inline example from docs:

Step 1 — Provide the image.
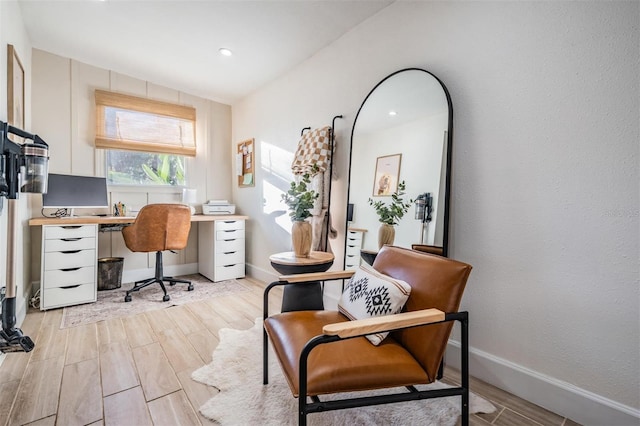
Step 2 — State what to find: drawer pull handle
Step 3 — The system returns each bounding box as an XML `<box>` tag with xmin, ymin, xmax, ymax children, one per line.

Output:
<box><xmin>223</xmin><ymin>264</ymin><xmax>236</xmax><ymax>268</ymax></box>
<box><xmin>223</xmin><ymin>221</ymin><xmax>236</xmax><ymax>223</ymax></box>
<box><xmin>60</xmin><ymin>285</ymin><xmax>81</xmax><ymax>290</ymax></box>
<box><xmin>61</xmin><ymin>250</ymin><xmax>81</xmax><ymax>254</ymax></box>
<box><xmin>61</xmin><ymin>238</ymin><xmax>82</xmax><ymax>242</ymax></box>
<box><xmin>223</xmin><ymin>251</ymin><xmax>236</xmax><ymax>255</ymax></box>
<box><xmin>223</xmin><ymin>239</ymin><xmax>236</xmax><ymax>242</ymax></box>
<box><xmin>223</xmin><ymin>230</ymin><xmax>235</xmax><ymax>232</ymax></box>
<box><xmin>62</xmin><ymin>226</ymin><xmax>82</xmax><ymax>229</ymax></box>
<box><xmin>61</xmin><ymin>267</ymin><xmax>81</xmax><ymax>272</ymax></box>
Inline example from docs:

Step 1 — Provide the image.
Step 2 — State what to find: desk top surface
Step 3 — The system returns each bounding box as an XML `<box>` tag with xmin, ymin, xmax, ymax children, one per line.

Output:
<box><xmin>269</xmin><ymin>251</ymin><xmax>335</xmax><ymax>266</ymax></box>
<box><xmin>29</xmin><ymin>214</ymin><xmax>249</xmax><ymax>226</ymax></box>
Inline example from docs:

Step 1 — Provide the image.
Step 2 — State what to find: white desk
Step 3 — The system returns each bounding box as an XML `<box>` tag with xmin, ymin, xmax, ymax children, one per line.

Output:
<box><xmin>29</xmin><ymin>214</ymin><xmax>248</xmax><ymax>309</ymax></box>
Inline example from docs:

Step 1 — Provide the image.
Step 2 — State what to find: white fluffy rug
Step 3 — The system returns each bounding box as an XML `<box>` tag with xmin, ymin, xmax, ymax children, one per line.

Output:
<box><xmin>192</xmin><ymin>319</ymin><xmax>496</xmax><ymax>425</ymax></box>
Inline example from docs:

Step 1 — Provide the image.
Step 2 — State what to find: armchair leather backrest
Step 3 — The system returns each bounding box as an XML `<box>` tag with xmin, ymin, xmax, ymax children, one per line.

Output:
<box><xmin>372</xmin><ymin>245</ymin><xmax>472</xmax><ymax>382</ymax></box>
<box><xmin>121</xmin><ymin>203</ymin><xmax>191</xmax><ymax>253</ymax></box>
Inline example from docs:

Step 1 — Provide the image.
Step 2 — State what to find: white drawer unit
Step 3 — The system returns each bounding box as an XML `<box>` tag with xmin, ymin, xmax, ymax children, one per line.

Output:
<box><xmin>40</xmin><ymin>224</ymin><xmax>98</xmax><ymax>310</ymax></box>
<box><xmin>199</xmin><ymin>219</ymin><xmax>246</xmax><ymax>282</ymax></box>
<box><xmin>345</xmin><ymin>228</ymin><xmax>366</xmax><ymax>270</ymax></box>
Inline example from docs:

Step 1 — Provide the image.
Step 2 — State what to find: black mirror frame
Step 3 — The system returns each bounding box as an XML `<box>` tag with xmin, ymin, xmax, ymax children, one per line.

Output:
<box><xmin>344</xmin><ymin>68</ymin><xmax>454</xmax><ymax>267</ymax></box>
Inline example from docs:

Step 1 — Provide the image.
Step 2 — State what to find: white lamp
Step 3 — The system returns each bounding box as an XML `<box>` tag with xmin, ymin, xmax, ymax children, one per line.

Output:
<box><xmin>182</xmin><ymin>188</ymin><xmax>197</xmax><ymax>215</ymax></box>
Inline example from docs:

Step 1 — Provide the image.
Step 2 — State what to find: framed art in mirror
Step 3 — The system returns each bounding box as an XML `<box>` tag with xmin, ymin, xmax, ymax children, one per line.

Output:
<box><xmin>7</xmin><ymin>44</ymin><xmax>24</xmax><ymax>138</ymax></box>
<box><xmin>372</xmin><ymin>153</ymin><xmax>401</xmax><ymax>196</ymax></box>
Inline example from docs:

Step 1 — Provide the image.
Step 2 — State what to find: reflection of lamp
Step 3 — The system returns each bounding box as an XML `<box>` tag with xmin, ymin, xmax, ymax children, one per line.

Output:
<box><xmin>182</xmin><ymin>188</ymin><xmax>197</xmax><ymax>215</ymax></box>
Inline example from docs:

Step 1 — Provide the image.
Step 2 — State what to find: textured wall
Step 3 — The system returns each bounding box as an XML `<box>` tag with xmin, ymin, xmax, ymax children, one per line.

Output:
<box><xmin>232</xmin><ymin>0</ymin><xmax>639</xmax><ymax>417</ymax></box>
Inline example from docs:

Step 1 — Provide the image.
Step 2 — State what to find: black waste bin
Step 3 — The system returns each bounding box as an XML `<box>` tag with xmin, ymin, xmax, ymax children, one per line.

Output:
<box><xmin>97</xmin><ymin>257</ymin><xmax>124</xmax><ymax>291</ymax></box>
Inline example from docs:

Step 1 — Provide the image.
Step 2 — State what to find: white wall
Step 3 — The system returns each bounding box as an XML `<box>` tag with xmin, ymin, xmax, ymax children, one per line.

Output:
<box><xmin>30</xmin><ymin>49</ymin><xmax>232</xmax><ymax>283</ymax></box>
<box><xmin>232</xmin><ymin>1</ymin><xmax>639</xmax><ymax>424</ymax></box>
<box><xmin>0</xmin><ymin>0</ymin><xmax>33</xmax><ymax>326</ymax></box>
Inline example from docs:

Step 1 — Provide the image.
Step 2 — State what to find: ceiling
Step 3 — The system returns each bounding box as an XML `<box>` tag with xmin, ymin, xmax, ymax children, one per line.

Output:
<box><xmin>18</xmin><ymin>0</ymin><xmax>392</xmax><ymax>105</ymax></box>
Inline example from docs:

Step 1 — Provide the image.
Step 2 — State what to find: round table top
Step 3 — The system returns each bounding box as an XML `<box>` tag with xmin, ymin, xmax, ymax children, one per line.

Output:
<box><xmin>269</xmin><ymin>251</ymin><xmax>334</xmax><ymax>266</ymax></box>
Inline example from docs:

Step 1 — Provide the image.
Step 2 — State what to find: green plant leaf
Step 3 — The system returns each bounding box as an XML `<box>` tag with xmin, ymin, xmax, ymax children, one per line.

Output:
<box><xmin>368</xmin><ymin>181</ymin><xmax>413</xmax><ymax>225</ymax></box>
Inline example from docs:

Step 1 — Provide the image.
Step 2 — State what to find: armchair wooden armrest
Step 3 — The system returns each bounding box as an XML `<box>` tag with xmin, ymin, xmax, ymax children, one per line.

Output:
<box><xmin>278</xmin><ymin>270</ymin><xmax>355</xmax><ymax>283</ymax></box>
<box><xmin>322</xmin><ymin>308</ymin><xmax>445</xmax><ymax>338</ymax></box>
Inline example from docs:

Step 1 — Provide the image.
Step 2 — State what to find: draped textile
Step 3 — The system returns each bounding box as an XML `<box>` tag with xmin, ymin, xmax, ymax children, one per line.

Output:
<box><xmin>291</xmin><ymin>126</ymin><xmax>331</xmax><ymax>175</ymax></box>
<box><xmin>291</xmin><ymin>126</ymin><xmax>336</xmax><ymax>251</ymax></box>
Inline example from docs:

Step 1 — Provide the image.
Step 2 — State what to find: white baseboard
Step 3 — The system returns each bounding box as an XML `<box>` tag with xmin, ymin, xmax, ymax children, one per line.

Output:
<box><xmin>246</xmin><ymin>263</ymin><xmax>278</xmax><ymax>285</ymax></box>
<box><xmin>445</xmin><ymin>340</ymin><xmax>640</xmax><ymax>426</ymax></box>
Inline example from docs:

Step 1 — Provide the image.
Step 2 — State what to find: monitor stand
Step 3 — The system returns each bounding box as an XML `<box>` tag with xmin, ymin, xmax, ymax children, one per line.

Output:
<box><xmin>59</xmin><ymin>208</ymin><xmax>77</xmax><ymax>218</ymax></box>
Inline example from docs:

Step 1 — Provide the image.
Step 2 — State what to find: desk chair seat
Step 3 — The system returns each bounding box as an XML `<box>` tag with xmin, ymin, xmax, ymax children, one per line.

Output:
<box><xmin>121</xmin><ymin>203</ymin><xmax>193</xmax><ymax>302</ymax></box>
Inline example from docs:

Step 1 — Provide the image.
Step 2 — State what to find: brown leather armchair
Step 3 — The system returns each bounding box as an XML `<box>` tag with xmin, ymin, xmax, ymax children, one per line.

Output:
<box><xmin>263</xmin><ymin>245</ymin><xmax>472</xmax><ymax>425</ymax></box>
<box><xmin>121</xmin><ymin>203</ymin><xmax>193</xmax><ymax>302</ymax></box>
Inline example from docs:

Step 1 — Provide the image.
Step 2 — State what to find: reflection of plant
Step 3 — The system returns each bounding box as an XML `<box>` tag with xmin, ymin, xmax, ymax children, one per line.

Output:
<box><xmin>281</xmin><ymin>164</ymin><xmax>319</xmax><ymax>222</ymax></box>
<box><xmin>368</xmin><ymin>181</ymin><xmax>412</xmax><ymax>225</ymax></box>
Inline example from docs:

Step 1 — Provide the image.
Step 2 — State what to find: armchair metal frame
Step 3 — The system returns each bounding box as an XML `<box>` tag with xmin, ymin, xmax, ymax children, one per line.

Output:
<box><xmin>263</xmin><ymin>271</ymin><xmax>470</xmax><ymax>426</ymax></box>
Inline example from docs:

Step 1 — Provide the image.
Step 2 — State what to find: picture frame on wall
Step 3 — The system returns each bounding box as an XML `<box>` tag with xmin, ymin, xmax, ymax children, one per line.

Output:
<box><xmin>372</xmin><ymin>153</ymin><xmax>402</xmax><ymax>196</ymax></box>
<box><xmin>7</xmin><ymin>44</ymin><xmax>25</xmax><ymax>134</ymax></box>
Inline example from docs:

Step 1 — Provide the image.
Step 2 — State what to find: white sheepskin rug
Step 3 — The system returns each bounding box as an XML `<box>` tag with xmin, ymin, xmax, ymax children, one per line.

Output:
<box><xmin>192</xmin><ymin>319</ymin><xmax>496</xmax><ymax>425</ymax></box>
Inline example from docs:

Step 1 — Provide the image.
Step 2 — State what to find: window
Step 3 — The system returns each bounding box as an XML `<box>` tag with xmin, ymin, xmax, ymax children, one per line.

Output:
<box><xmin>95</xmin><ymin>90</ymin><xmax>195</xmax><ymax>185</ymax></box>
<box><xmin>106</xmin><ymin>150</ymin><xmax>186</xmax><ymax>185</ymax></box>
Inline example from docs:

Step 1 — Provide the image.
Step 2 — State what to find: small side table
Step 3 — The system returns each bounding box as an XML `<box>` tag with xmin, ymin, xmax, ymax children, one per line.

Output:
<box><xmin>269</xmin><ymin>251</ymin><xmax>334</xmax><ymax>312</ymax></box>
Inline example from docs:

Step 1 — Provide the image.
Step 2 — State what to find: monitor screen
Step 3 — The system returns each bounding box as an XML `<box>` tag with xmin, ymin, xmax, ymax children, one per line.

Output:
<box><xmin>42</xmin><ymin>174</ymin><xmax>109</xmax><ymax>209</ymax></box>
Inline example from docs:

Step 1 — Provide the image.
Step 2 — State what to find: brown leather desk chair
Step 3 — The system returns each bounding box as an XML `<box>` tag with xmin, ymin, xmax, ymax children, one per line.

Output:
<box><xmin>263</xmin><ymin>245</ymin><xmax>472</xmax><ymax>425</ymax></box>
<box><xmin>121</xmin><ymin>203</ymin><xmax>193</xmax><ymax>302</ymax></box>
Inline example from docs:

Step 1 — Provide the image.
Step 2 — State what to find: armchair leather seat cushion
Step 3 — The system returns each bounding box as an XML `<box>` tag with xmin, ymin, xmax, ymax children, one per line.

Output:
<box><xmin>264</xmin><ymin>310</ymin><xmax>430</xmax><ymax>397</ymax></box>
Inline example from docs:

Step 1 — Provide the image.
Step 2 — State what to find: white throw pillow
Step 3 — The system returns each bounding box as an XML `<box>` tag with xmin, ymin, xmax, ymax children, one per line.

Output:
<box><xmin>338</xmin><ymin>265</ymin><xmax>412</xmax><ymax>345</ymax></box>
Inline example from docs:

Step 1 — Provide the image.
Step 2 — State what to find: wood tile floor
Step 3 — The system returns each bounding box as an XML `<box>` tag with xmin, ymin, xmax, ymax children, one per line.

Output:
<box><xmin>0</xmin><ymin>276</ymin><xmax>581</xmax><ymax>426</ymax></box>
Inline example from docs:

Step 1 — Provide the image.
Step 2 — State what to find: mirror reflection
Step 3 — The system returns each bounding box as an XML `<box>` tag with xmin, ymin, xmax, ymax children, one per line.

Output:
<box><xmin>345</xmin><ymin>69</ymin><xmax>452</xmax><ymax>267</ymax></box>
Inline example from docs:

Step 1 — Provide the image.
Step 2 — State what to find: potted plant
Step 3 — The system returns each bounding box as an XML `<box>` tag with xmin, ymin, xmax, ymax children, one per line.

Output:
<box><xmin>368</xmin><ymin>180</ymin><xmax>412</xmax><ymax>248</ymax></box>
<box><xmin>281</xmin><ymin>165</ymin><xmax>319</xmax><ymax>257</ymax></box>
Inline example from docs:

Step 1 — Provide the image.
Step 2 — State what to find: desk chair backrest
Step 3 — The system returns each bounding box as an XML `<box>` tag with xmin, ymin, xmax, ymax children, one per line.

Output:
<box><xmin>372</xmin><ymin>245</ymin><xmax>472</xmax><ymax>381</ymax></box>
<box><xmin>122</xmin><ymin>203</ymin><xmax>191</xmax><ymax>253</ymax></box>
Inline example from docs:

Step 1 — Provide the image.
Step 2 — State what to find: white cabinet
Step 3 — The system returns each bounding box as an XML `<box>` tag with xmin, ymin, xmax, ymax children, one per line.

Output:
<box><xmin>345</xmin><ymin>228</ymin><xmax>366</xmax><ymax>270</ymax></box>
<box><xmin>198</xmin><ymin>219</ymin><xmax>246</xmax><ymax>282</ymax></box>
<box><xmin>40</xmin><ymin>224</ymin><xmax>98</xmax><ymax>310</ymax></box>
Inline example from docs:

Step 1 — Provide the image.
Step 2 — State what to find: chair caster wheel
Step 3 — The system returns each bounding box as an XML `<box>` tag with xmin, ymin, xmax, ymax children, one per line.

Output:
<box><xmin>163</xmin><ymin>295</ymin><xmax>170</xmax><ymax>302</ymax></box>
<box><xmin>187</xmin><ymin>284</ymin><xmax>194</xmax><ymax>291</ymax></box>
<box><xmin>125</xmin><ymin>295</ymin><xmax>132</xmax><ymax>302</ymax></box>
<box><xmin>169</xmin><ymin>281</ymin><xmax>176</xmax><ymax>286</ymax></box>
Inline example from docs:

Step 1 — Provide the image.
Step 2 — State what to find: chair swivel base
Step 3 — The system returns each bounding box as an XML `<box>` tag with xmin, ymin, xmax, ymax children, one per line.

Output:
<box><xmin>124</xmin><ymin>251</ymin><xmax>194</xmax><ymax>302</ymax></box>
<box><xmin>124</xmin><ymin>276</ymin><xmax>193</xmax><ymax>302</ymax></box>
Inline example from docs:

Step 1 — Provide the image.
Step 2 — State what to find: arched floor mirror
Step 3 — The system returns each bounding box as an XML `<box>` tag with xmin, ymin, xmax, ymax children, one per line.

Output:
<box><xmin>344</xmin><ymin>68</ymin><xmax>453</xmax><ymax>268</ymax></box>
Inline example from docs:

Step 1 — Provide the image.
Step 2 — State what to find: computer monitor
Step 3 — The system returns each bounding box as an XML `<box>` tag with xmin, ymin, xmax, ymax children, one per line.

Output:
<box><xmin>42</xmin><ymin>173</ymin><xmax>109</xmax><ymax>216</ymax></box>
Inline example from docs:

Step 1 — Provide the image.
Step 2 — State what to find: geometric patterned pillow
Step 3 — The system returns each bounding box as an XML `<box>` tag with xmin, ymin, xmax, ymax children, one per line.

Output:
<box><xmin>338</xmin><ymin>264</ymin><xmax>412</xmax><ymax>345</ymax></box>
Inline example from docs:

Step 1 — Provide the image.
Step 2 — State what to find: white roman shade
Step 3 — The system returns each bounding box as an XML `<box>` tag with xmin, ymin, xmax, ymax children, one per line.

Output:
<box><xmin>95</xmin><ymin>90</ymin><xmax>196</xmax><ymax>157</ymax></box>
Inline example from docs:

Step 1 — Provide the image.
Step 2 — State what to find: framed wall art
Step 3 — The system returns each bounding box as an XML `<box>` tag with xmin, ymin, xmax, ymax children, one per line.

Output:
<box><xmin>372</xmin><ymin>153</ymin><xmax>402</xmax><ymax>196</ymax></box>
<box><xmin>7</xmin><ymin>44</ymin><xmax>24</xmax><ymax>133</ymax></box>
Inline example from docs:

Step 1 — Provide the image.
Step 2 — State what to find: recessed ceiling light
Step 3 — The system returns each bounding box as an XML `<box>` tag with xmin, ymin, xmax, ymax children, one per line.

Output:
<box><xmin>219</xmin><ymin>48</ymin><xmax>233</xmax><ymax>57</ymax></box>
<box><xmin>388</xmin><ymin>111</ymin><xmax>397</xmax><ymax>116</ymax></box>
